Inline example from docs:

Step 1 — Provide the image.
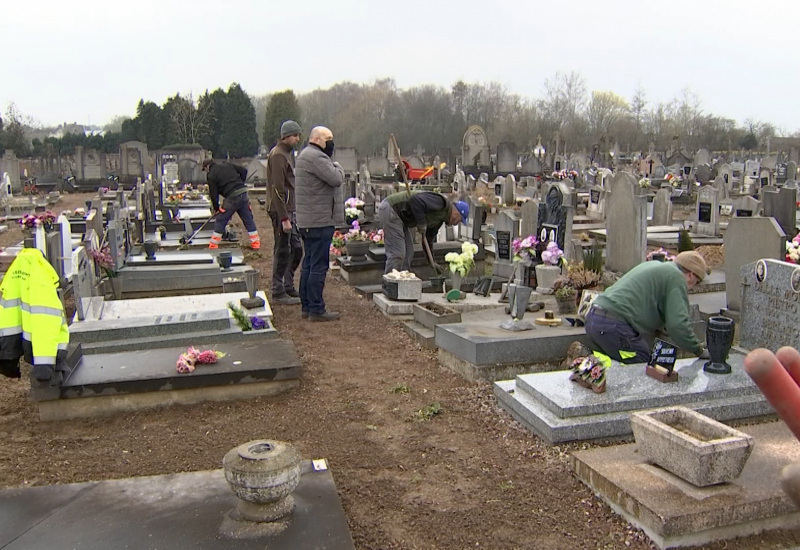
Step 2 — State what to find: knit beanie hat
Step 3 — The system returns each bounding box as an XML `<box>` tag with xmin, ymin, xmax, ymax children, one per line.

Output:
<box><xmin>280</xmin><ymin>120</ymin><xmax>302</xmax><ymax>139</ymax></box>
<box><xmin>674</xmin><ymin>251</ymin><xmax>708</xmax><ymax>281</ymax></box>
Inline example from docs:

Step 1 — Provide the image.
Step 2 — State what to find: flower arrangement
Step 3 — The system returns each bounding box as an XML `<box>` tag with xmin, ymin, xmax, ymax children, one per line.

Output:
<box><xmin>228</xmin><ymin>302</ymin><xmax>267</xmax><ymax>331</ymax></box>
<box><xmin>638</xmin><ymin>177</ymin><xmax>651</xmax><ymax>188</ymax></box>
<box><xmin>99</xmin><ymin>186</ymin><xmax>110</xmax><ymax>194</ymax></box>
<box><xmin>88</xmin><ymin>245</ymin><xmax>117</xmax><ymax>278</ymax></box>
<box><xmin>368</xmin><ymin>229</ymin><xmax>384</xmax><ymax>245</ymax></box>
<box><xmin>646</xmin><ymin>247</ymin><xmax>675</xmax><ymax>262</ymax></box>
<box><xmin>176</xmin><ymin>346</ymin><xmax>227</xmax><ymax>374</ymax></box>
<box><xmin>344</xmin><ymin>197</ymin><xmax>365</xmax><ymax>209</ymax></box>
<box><xmin>540</xmin><ymin>241</ymin><xmax>564</xmax><ymax>266</ymax></box>
<box><xmin>19</xmin><ymin>211</ymin><xmax>56</xmax><ymax>231</ymax></box>
<box><xmin>569</xmin><ymin>353</ymin><xmax>609</xmax><ymax>393</ymax></box>
<box><xmin>444</xmin><ymin>241</ymin><xmax>479</xmax><ymax>276</ymax></box>
<box><xmin>345</xmin><ymin>197</ymin><xmax>365</xmax><ymax>222</ymax></box>
<box><xmin>552</xmin><ymin>169</ymin><xmax>579</xmax><ymax>180</ymax></box>
<box><xmin>786</xmin><ymin>234</ymin><xmax>800</xmax><ymax>264</ymax></box>
<box><xmin>344</xmin><ymin>220</ymin><xmax>370</xmax><ymax>242</ymax></box>
<box><xmin>665</xmin><ymin>173</ymin><xmax>682</xmax><ymax>187</ymax></box>
<box><xmin>511</xmin><ymin>235</ymin><xmax>539</xmax><ymax>263</ymax></box>
<box><xmin>331</xmin><ymin>230</ymin><xmax>347</xmax><ymax>254</ymax></box>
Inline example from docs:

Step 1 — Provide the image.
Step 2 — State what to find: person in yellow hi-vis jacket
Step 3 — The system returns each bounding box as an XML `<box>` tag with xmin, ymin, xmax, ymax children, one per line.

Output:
<box><xmin>0</xmin><ymin>247</ymin><xmax>69</xmax><ymax>383</ymax></box>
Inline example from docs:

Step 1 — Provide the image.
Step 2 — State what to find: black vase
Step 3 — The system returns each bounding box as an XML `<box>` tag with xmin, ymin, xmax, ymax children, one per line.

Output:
<box><xmin>218</xmin><ymin>250</ymin><xmax>233</xmax><ymax>271</ymax></box>
<box><xmin>704</xmin><ymin>316</ymin><xmax>735</xmax><ymax>374</ymax></box>
<box><xmin>143</xmin><ymin>240</ymin><xmax>157</xmax><ymax>261</ymax></box>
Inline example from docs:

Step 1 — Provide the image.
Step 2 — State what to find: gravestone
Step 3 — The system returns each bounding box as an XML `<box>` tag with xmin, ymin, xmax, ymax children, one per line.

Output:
<box><xmin>1</xmin><ymin>172</ymin><xmax>11</xmax><ymax>216</ymax></box>
<box><xmin>520</xmin><ymin>156</ymin><xmax>542</xmax><ymax>175</ymax></box>
<box><xmin>520</xmin><ymin>199</ymin><xmax>539</xmax><ymax>239</ymax></box>
<box><xmin>787</xmin><ymin>161</ymin><xmax>798</xmax><ymax>182</ymax></box>
<box><xmin>493</xmin><ymin>176</ymin><xmax>505</xmax><ymax>199</ymax></box>
<box><xmin>717</xmin><ymin>163</ymin><xmax>734</xmax><ymax>189</ymax></box>
<box><xmin>496</xmin><ymin>142</ymin><xmax>517</xmax><ymax>174</ymax></box>
<box><xmin>694</xmin><ymin>164</ymin><xmax>712</xmax><ymax>185</ymax></box>
<box><xmin>73</xmin><ymin>247</ymin><xmax>95</xmax><ymax>321</ymax></box>
<box><xmin>762</xmin><ymin>185</ymin><xmax>798</xmax><ymax>236</ymax></box>
<box><xmin>466</xmin><ymin>198</ymin><xmax>485</xmax><ymax>242</ymax></box>
<box><xmin>653</xmin><ymin>165</ymin><xmax>667</xmax><ymax>179</ymax></box>
<box><xmin>605</xmin><ymin>172</ymin><xmax>647</xmax><ymax>273</ymax></box>
<box><xmin>502</xmin><ymin>174</ymin><xmax>516</xmax><ymax>207</ymax></box>
<box><xmin>536</xmin><ymin>185</ymin><xmax>568</xmax><ymax>253</ymax></box>
<box><xmin>740</xmin><ymin>259</ymin><xmax>800</xmax><ymax>352</ymax></box>
<box><xmin>492</xmin><ymin>210</ymin><xmax>519</xmax><ymax>279</ymax></box>
<box><xmin>45</xmin><ymin>231</ymin><xmax>64</xmax><ymax>281</ymax></box>
<box><xmin>694</xmin><ymin>148</ymin><xmax>710</xmax><ymax>167</ymax></box>
<box><xmin>368</xmin><ymin>156</ymin><xmax>390</xmax><ymax>176</ymax></box>
<box><xmin>58</xmin><ymin>214</ymin><xmax>74</xmax><ymax>277</ymax></box>
<box><xmin>712</xmin><ymin>175</ymin><xmax>728</xmax><ymax>201</ymax></box>
<box><xmin>734</xmin><ymin>196</ymin><xmax>760</xmax><ymax>217</ymax></box>
<box><xmin>462</xmin><ymin>125</ymin><xmax>490</xmax><ymax>168</ymax></box>
<box><xmin>724</xmin><ymin>218</ymin><xmax>786</xmax><ymax>311</ymax></box>
<box><xmin>586</xmin><ymin>185</ymin><xmax>606</xmax><ymax>221</ymax></box>
<box><xmin>694</xmin><ymin>185</ymin><xmax>719</xmax><ymax>236</ymax></box>
<box><xmin>759</xmin><ymin>168</ymin><xmax>772</xmax><ymax>187</ymax></box>
<box><xmin>651</xmin><ymin>187</ymin><xmax>673</xmax><ymax>226</ymax></box>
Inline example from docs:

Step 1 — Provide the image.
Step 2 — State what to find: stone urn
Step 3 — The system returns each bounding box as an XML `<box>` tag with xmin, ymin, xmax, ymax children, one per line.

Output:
<box><xmin>704</xmin><ymin>316</ymin><xmax>735</xmax><ymax>374</ymax></box>
<box><xmin>449</xmin><ymin>271</ymin><xmax>463</xmax><ymax>292</ymax></box>
<box><xmin>535</xmin><ymin>264</ymin><xmax>561</xmax><ymax>293</ymax></box>
<box><xmin>218</xmin><ymin>250</ymin><xmax>233</xmax><ymax>271</ymax></box>
<box><xmin>143</xmin><ymin>240</ymin><xmax>158</xmax><ymax>261</ymax></box>
<box><xmin>345</xmin><ymin>240</ymin><xmax>371</xmax><ymax>262</ymax></box>
<box><xmin>223</xmin><ymin>440</ymin><xmax>302</xmax><ymax>523</ymax></box>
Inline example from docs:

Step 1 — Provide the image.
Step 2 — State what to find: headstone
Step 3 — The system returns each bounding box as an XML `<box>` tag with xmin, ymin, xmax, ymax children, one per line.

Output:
<box><xmin>520</xmin><ymin>199</ymin><xmax>539</xmax><ymax>238</ymax></box>
<box><xmin>740</xmin><ymin>259</ymin><xmax>800</xmax><ymax>352</ymax></box>
<box><xmin>536</xmin><ymin>185</ymin><xmax>568</xmax><ymax>253</ymax></box>
<box><xmin>724</xmin><ymin>218</ymin><xmax>786</xmax><ymax>311</ymax></box>
<box><xmin>694</xmin><ymin>148</ymin><xmax>710</xmax><ymax>167</ymax></box>
<box><xmin>605</xmin><ymin>172</ymin><xmax>647</xmax><ymax>273</ymax></box>
<box><xmin>368</xmin><ymin>156</ymin><xmax>391</xmax><ymax>176</ymax></box>
<box><xmin>496</xmin><ymin>142</ymin><xmax>517</xmax><ymax>174</ymax></box>
<box><xmin>492</xmin><ymin>210</ymin><xmax>519</xmax><ymax>279</ymax></box>
<box><xmin>466</xmin><ymin>198</ymin><xmax>485</xmax><ymax>242</ymax></box>
<box><xmin>787</xmin><ymin>161</ymin><xmax>798</xmax><ymax>182</ymax></box>
<box><xmin>73</xmin><ymin>247</ymin><xmax>94</xmax><ymax>321</ymax></box>
<box><xmin>502</xmin><ymin>174</ymin><xmax>516</xmax><ymax>207</ymax></box>
<box><xmin>711</xmin><ymin>175</ymin><xmax>728</xmax><ymax>201</ymax></box>
<box><xmin>694</xmin><ymin>185</ymin><xmax>719</xmax><ymax>236</ymax></box>
<box><xmin>734</xmin><ymin>195</ymin><xmax>760</xmax><ymax>218</ymax></box>
<box><xmin>462</xmin><ymin>125</ymin><xmax>490</xmax><ymax>168</ymax></box>
<box><xmin>520</xmin><ymin>156</ymin><xmax>541</xmax><ymax>175</ymax></box>
<box><xmin>493</xmin><ymin>176</ymin><xmax>504</xmax><ymax>199</ymax></box>
<box><xmin>651</xmin><ymin>187</ymin><xmax>673</xmax><ymax>226</ymax></box>
<box><xmin>717</xmin><ymin>163</ymin><xmax>734</xmax><ymax>189</ymax></box>
<box><xmin>694</xmin><ymin>164</ymin><xmax>712</xmax><ymax>185</ymax></box>
<box><xmin>653</xmin><ymin>165</ymin><xmax>667</xmax><ymax>179</ymax></box>
<box><xmin>586</xmin><ymin>185</ymin><xmax>606</xmax><ymax>221</ymax></box>
<box><xmin>759</xmin><ymin>168</ymin><xmax>772</xmax><ymax>187</ymax></box>
<box><xmin>762</xmin><ymin>185</ymin><xmax>798</xmax><ymax>236</ymax></box>
<box><xmin>58</xmin><ymin>214</ymin><xmax>74</xmax><ymax>277</ymax></box>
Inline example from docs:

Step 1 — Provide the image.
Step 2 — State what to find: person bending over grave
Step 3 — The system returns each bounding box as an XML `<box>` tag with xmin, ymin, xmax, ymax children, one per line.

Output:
<box><xmin>202</xmin><ymin>159</ymin><xmax>260</xmax><ymax>250</ymax></box>
<box><xmin>584</xmin><ymin>251</ymin><xmax>711</xmax><ymax>364</ymax></box>
<box><xmin>266</xmin><ymin>120</ymin><xmax>303</xmax><ymax>305</ymax></box>
<box><xmin>377</xmin><ymin>191</ymin><xmax>469</xmax><ymax>274</ymax></box>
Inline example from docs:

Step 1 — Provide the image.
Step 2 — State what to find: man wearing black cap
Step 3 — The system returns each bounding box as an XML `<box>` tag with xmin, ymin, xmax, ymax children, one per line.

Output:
<box><xmin>202</xmin><ymin>159</ymin><xmax>259</xmax><ymax>250</ymax></box>
<box><xmin>267</xmin><ymin>120</ymin><xmax>303</xmax><ymax>305</ymax></box>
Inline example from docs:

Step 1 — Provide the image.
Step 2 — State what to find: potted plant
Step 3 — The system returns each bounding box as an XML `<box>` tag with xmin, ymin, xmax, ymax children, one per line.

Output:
<box><xmin>331</xmin><ymin>230</ymin><xmax>347</xmax><ymax>257</ymax></box>
<box><xmin>344</xmin><ymin>221</ymin><xmax>372</xmax><ymax>261</ymax></box>
<box><xmin>444</xmin><ymin>241</ymin><xmax>479</xmax><ymax>291</ymax></box>
<box><xmin>535</xmin><ymin>241</ymin><xmax>564</xmax><ymax>292</ymax></box>
<box><xmin>554</xmin><ymin>285</ymin><xmax>578</xmax><ymax>314</ymax></box>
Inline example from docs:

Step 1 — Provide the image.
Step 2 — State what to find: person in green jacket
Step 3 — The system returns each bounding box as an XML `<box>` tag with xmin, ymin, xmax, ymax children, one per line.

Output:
<box><xmin>584</xmin><ymin>251</ymin><xmax>710</xmax><ymax>364</ymax></box>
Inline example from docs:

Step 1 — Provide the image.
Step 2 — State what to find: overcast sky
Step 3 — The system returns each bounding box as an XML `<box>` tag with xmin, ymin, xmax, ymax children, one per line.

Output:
<box><xmin>3</xmin><ymin>0</ymin><xmax>798</xmax><ymax>133</ymax></box>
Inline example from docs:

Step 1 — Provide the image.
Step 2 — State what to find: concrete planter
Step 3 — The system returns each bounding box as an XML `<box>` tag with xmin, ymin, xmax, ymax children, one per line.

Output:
<box><xmin>535</xmin><ymin>264</ymin><xmax>561</xmax><ymax>293</ymax></box>
<box><xmin>413</xmin><ymin>302</ymin><xmax>461</xmax><ymax>330</ymax></box>
<box><xmin>630</xmin><ymin>406</ymin><xmax>754</xmax><ymax>487</ymax></box>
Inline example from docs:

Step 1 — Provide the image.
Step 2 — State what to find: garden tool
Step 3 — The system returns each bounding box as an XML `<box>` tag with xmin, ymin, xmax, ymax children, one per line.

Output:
<box><xmin>179</xmin><ymin>214</ymin><xmax>217</xmax><ymax>245</ymax></box>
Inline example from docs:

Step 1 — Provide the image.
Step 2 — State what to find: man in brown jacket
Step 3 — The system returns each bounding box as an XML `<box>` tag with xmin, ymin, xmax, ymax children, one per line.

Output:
<box><xmin>267</xmin><ymin>120</ymin><xmax>304</xmax><ymax>305</ymax></box>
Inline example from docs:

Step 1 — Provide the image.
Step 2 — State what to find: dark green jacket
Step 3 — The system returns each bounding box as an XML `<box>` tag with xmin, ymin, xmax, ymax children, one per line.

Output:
<box><xmin>593</xmin><ymin>261</ymin><xmax>703</xmax><ymax>354</ymax></box>
<box><xmin>385</xmin><ymin>191</ymin><xmax>452</xmax><ymax>231</ymax></box>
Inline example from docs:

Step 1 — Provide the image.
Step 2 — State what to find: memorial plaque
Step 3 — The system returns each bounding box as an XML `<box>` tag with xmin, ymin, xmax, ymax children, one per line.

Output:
<box><xmin>736</xmin><ymin>209</ymin><xmax>753</xmax><ymax>217</ymax></box>
<box><xmin>590</xmin><ymin>189</ymin><xmax>600</xmax><ymax>204</ymax></box>
<box><xmin>496</xmin><ymin>230</ymin><xmax>511</xmax><ymax>261</ymax></box>
<box><xmin>649</xmin><ymin>338</ymin><xmax>677</xmax><ymax>372</ymax></box>
<box><xmin>740</xmin><ymin>259</ymin><xmax>800</xmax><ymax>352</ymax></box>
<box><xmin>698</xmin><ymin>202</ymin><xmax>712</xmax><ymax>223</ymax></box>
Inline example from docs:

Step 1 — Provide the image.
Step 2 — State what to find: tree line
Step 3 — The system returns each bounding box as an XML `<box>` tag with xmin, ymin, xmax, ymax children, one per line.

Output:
<box><xmin>1</xmin><ymin>72</ymin><xmax>790</xmax><ymax>161</ymax></box>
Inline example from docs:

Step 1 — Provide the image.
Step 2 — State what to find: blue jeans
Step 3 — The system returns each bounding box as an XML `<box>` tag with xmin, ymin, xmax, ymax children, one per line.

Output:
<box><xmin>584</xmin><ymin>307</ymin><xmax>651</xmax><ymax>364</ymax></box>
<box><xmin>213</xmin><ymin>193</ymin><xmax>257</xmax><ymax>234</ymax></box>
<box><xmin>299</xmin><ymin>226</ymin><xmax>334</xmax><ymax>315</ymax></box>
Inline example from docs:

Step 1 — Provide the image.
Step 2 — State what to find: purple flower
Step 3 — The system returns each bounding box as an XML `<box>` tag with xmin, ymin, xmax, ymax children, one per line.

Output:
<box><xmin>250</xmin><ymin>316</ymin><xmax>266</xmax><ymax>330</ymax></box>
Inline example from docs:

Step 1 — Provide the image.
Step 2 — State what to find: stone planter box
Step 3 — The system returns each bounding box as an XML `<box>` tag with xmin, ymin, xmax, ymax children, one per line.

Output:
<box><xmin>382</xmin><ymin>275</ymin><xmax>422</xmax><ymax>301</ymax></box>
<box><xmin>535</xmin><ymin>264</ymin><xmax>561</xmax><ymax>294</ymax></box>
<box><xmin>630</xmin><ymin>406</ymin><xmax>754</xmax><ymax>487</ymax></box>
<box><xmin>412</xmin><ymin>302</ymin><xmax>461</xmax><ymax>330</ymax></box>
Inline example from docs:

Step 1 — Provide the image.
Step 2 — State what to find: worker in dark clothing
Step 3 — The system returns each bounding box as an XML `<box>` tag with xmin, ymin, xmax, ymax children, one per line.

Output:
<box><xmin>377</xmin><ymin>191</ymin><xmax>469</xmax><ymax>274</ymax></box>
<box><xmin>202</xmin><ymin>159</ymin><xmax>260</xmax><ymax>250</ymax></box>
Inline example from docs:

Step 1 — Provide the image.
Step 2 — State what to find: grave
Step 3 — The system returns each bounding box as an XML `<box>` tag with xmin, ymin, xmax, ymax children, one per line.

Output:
<box><xmin>740</xmin><ymin>259</ymin><xmax>800</xmax><ymax>352</ymax></box>
<box><xmin>734</xmin><ymin>195</ymin><xmax>760</xmax><ymax>217</ymax></box>
<box><xmin>604</xmin><ymin>172</ymin><xmax>646</xmax><ymax>272</ymax></box>
<box><xmin>693</xmin><ymin>185</ymin><xmax>720</xmax><ymax>236</ymax></box>
<box><xmin>0</xmin><ymin>461</ymin><xmax>354</xmax><ymax>549</ymax></box>
<box><xmin>585</xmin><ymin>185</ymin><xmax>606</xmax><ymax>221</ymax></box>
<box><xmin>723</xmin><ymin>218</ymin><xmax>786</xmax><ymax>312</ymax></box>
<box><xmin>650</xmin><ymin>187</ymin><xmax>673</xmax><ymax>227</ymax></box>
<box><xmin>572</xmin><ymin>420</ymin><xmax>800</xmax><ymax>550</ymax></box>
<box><xmin>762</xmin><ymin>184</ymin><xmax>798</xmax><ymax>237</ymax></box>
<box><xmin>536</xmin><ymin>184</ymin><xmax>571</xmax><ymax>258</ymax></box>
<box><xmin>493</xmin><ymin>354</ymin><xmax>773</xmax><ymax>444</ymax></box>
<box><xmin>491</xmin><ymin>210</ymin><xmax>519</xmax><ymax>279</ymax></box>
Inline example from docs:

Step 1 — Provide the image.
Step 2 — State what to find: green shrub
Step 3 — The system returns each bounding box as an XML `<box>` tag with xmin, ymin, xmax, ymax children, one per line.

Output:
<box><xmin>584</xmin><ymin>244</ymin><xmax>605</xmax><ymax>273</ymax></box>
<box><xmin>677</xmin><ymin>229</ymin><xmax>694</xmax><ymax>252</ymax></box>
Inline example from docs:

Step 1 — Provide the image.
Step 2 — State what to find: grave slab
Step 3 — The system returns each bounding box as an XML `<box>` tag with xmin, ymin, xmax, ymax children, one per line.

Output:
<box><xmin>0</xmin><ymin>462</ymin><xmax>354</xmax><ymax>550</ymax></box>
<box><xmin>493</xmin><ymin>355</ymin><xmax>775</xmax><ymax>443</ymax></box>
<box><xmin>35</xmin><ymin>338</ymin><xmax>301</xmax><ymax>420</ymax></box>
<box><xmin>119</xmin><ymin>264</ymin><xmax>256</xmax><ymax>295</ymax></box>
<box><xmin>572</xmin><ymin>421</ymin><xmax>800</xmax><ymax>550</ymax></box>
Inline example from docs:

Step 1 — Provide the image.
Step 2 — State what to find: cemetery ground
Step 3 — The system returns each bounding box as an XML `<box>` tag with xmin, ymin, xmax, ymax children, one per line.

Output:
<box><xmin>0</xmin><ymin>194</ymin><xmax>795</xmax><ymax>550</ymax></box>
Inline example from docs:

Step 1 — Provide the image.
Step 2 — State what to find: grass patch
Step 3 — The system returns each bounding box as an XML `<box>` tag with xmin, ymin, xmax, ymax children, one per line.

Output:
<box><xmin>410</xmin><ymin>403</ymin><xmax>442</xmax><ymax>422</ymax></box>
<box><xmin>389</xmin><ymin>384</ymin><xmax>411</xmax><ymax>394</ymax></box>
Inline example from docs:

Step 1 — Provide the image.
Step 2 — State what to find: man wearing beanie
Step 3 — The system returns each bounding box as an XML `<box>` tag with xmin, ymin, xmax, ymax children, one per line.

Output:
<box><xmin>266</xmin><ymin>120</ymin><xmax>303</xmax><ymax>305</ymax></box>
<box><xmin>378</xmin><ymin>190</ymin><xmax>469</xmax><ymax>274</ymax></box>
<box><xmin>584</xmin><ymin>251</ymin><xmax>710</xmax><ymax>364</ymax></box>
<box><xmin>202</xmin><ymin>159</ymin><xmax>260</xmax><ymax>250</ymax></box>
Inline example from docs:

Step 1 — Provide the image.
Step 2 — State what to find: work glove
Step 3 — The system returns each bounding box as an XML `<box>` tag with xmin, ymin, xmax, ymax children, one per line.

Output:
<box><xmin>698</xmin><ymin>348</ymin><xmax>711</xmax><ymax>360</ymax></box>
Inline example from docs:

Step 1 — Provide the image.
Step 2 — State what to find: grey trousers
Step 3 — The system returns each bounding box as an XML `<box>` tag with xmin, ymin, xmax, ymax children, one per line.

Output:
<box><xmin>378</xmin><ymin>200</ymin><xmax>414</xmax><ymax>274</ymax></box>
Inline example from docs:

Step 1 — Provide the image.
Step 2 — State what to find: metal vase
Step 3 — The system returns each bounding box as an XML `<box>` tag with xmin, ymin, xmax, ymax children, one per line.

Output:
<box><xmin>143</xmin><ymin>240</ymin><xmax>157</xmax><ymax>261</ymax></box>
<box><xmin>245</xmin><ymin>270</ymin><xmax>258</xmax><ymax>299</ymax></box>
<box><xmin>218</xmin><ymin>250</ymin><xmax>233</xmax><ymax>271</ymax></box>
<box><xmin>704</xmin><ymin>316</ymin><xmax>735</xmax><ymax>374</ymax></box>
<box><xmin>510</xmin><ymin>284</ymin><xmax>532</xmax><ymax>319</ymax></box>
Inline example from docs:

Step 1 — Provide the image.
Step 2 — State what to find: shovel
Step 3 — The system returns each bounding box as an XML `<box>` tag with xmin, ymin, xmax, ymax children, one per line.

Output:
<box><xmin>179</xmin><ymin>214</ymin><xmax>217</xmax><ymax>245</ymax></box>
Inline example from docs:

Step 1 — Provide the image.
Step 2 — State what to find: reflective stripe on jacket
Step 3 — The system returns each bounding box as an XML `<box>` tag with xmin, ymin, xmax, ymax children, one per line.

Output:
<box><xmin>0</xmin><ymin>248</ymin><xmax>69</xmax><ymax>366</ymax></box>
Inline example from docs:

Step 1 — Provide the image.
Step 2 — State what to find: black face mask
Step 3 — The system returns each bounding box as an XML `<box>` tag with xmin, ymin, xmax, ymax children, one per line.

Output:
<box><xmin>322</xmin><ymin>139</ymin><xmax>335</xmax><ymax>157</ymax></box>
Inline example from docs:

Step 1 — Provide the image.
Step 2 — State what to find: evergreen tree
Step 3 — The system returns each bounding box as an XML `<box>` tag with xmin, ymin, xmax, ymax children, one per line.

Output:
<box><xmin>218</xmin><ymin>83</ymin><xmax>258</xmax><ymax>158</ymax></box>
<box><xmin>263</xmin><ymin>90</ymin><xmax>301</xmax><ymax>148</ymax></box>
<box><xmin>197</xmin><ymin>89</ymin><xmax>224</xmax><ymax>156</ymax></box>
<box><xmin>135</xmin><ymin>100</ymin><xmax>166</xmax><ymax>150</ymax></box>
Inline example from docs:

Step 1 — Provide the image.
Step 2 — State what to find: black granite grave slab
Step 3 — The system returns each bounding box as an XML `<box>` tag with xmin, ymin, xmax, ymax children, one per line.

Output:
<box><xmin>36</xmin><ymin>338</ymin><xmax>300</xmax><ymax>401</ymax></box>
<box><xmin>0</xmin><ymin>462</ymin><xmax>354</xmax><ymax>550</ymax></box>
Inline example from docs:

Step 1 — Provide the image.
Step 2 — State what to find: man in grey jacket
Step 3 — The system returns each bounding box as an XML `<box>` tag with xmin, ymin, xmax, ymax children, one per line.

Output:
<box><xmin>295</xmin><ymin>126</ymin><xmax>344</xmax><ymax>321</ymax></box>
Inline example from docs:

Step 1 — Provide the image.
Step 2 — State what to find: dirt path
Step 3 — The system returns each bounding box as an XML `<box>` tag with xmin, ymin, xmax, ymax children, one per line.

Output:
<box><xmin>0</xmin><ymin>193</ymin><xmax>796</xmax><ymax>549</ymax></box>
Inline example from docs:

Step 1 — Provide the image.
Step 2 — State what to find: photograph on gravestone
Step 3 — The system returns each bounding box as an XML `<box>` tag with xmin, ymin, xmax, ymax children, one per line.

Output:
<box><xmin>540</xmin><ymin>224</ymin><xmax>558</xmax><ymax>247</ymax></box>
